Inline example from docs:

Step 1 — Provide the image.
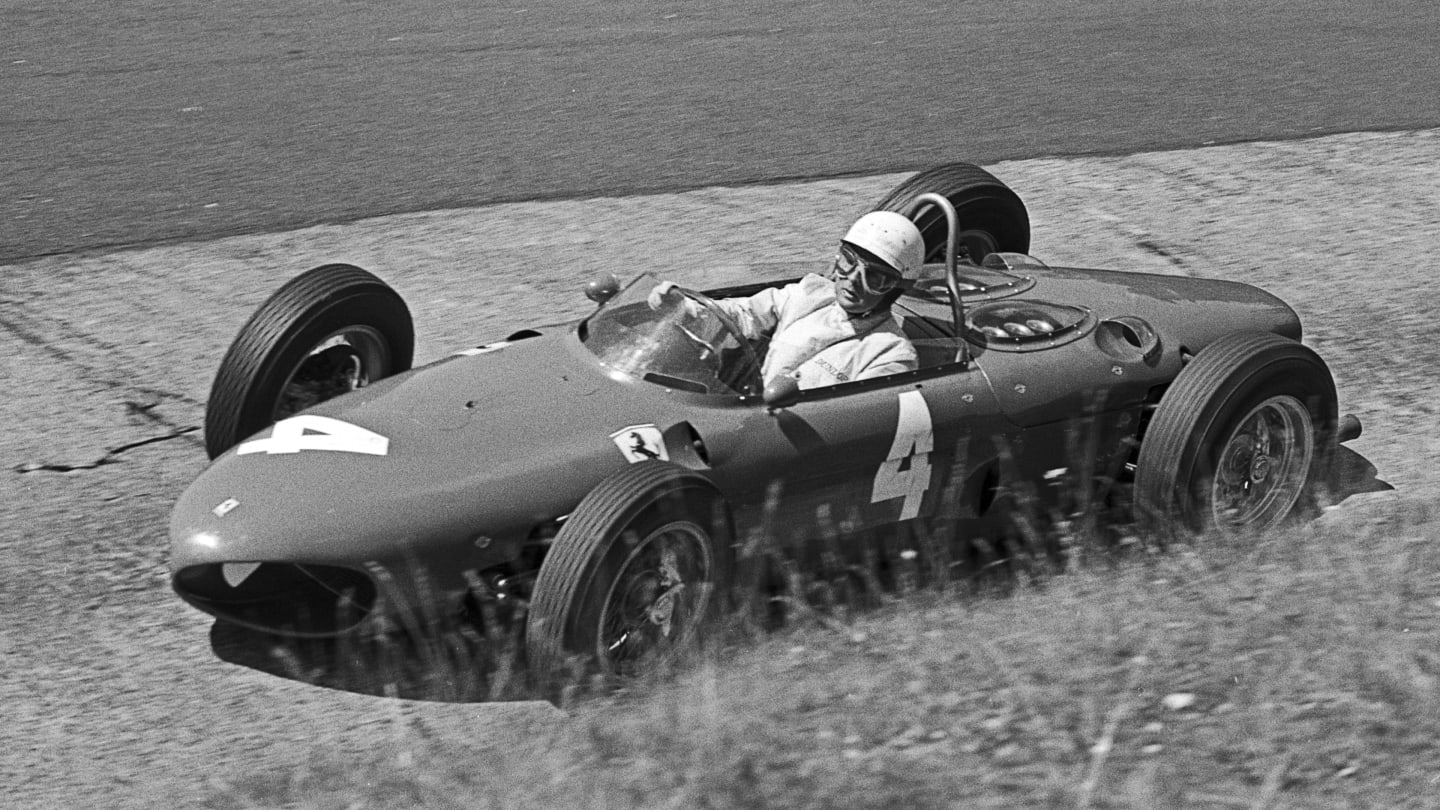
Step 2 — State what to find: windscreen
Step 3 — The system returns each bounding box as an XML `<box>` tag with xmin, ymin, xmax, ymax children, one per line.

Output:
<box><xmin>582</xmin><ymin>274</ymin><xmax>762</xmax><ymax>397</ymax></box>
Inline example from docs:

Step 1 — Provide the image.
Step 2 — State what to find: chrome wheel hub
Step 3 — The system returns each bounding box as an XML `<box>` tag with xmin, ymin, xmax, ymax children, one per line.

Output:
<box><xmin>1210</xmin><ymin>395</ymin><xmax>1315</xmax><ymax>531</ymax></box>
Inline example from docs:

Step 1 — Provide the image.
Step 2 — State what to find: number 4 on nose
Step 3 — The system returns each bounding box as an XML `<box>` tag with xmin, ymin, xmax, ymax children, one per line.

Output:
<box><xmin>237</xmin><ymin>415</ymin><xmax>391</xmax><ymax>456</ymax></box>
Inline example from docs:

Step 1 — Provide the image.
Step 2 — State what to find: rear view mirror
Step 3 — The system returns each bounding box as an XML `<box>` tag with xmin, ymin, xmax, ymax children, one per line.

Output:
<box><xmin>585</xmin><ymin>272</ymin><xmax>621</xmax><ymax>304</ymax></box>
<box><xmin>763</xmin><ymin>375</ymin><xmax>801</xmax><ymax>410</ymax></box>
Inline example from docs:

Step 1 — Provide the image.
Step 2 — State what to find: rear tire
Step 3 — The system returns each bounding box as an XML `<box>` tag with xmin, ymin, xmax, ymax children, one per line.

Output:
<box><xmin>205</xmin><ymin>264</ymin><xmax>414</xmax><ymax>459</ymax></box>
<box><xmin>873</xmin><ymin>163</ymin><xmax>1030</xmax><ymax>263</ymax></box>
<box><xmin>1134</xmin><ymin>332</ymin><xmax>1337</xmax><ymax>542</ymax></box>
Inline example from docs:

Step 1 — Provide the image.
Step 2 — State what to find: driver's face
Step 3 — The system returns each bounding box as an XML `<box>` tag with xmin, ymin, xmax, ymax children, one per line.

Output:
<box><xmin>833</xmin><ymin>244</ymin><xmax>900</xmax><ymax>314</ymax></box>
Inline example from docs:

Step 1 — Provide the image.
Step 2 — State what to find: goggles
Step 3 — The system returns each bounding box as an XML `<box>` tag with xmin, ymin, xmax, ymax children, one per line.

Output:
<box><xmin>833</xmin><ymin>244</ymin><xmax>904</xmax><ymax>295</ymax></box>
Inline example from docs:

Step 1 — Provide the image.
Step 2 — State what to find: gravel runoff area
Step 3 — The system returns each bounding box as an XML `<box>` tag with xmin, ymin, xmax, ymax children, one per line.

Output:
<box><xmin>2</xmin><ymin>128</ymin><xmax>1438</xmax><ymax>807</ymax></box>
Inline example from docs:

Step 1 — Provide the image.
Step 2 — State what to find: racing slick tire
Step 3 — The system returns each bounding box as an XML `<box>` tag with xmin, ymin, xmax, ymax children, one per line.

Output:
<box><xmin>873</xmin><ymin>162</ymin><xmax>1030</xmax><ymax>264</ymax></box>
<box><xmin>1133</xmin><ymin>331</ymin><xmax>1337</xmax><ymax>543</ymax></box>
<box><xmin>204</xmin><ymin>264</ymin><xmax>414</xmax><ymax>459</ymax></box>
<box><xmin>526</xmin><ymin>462</ymin><xmax>733</xmax><ymax>695</ymax></box>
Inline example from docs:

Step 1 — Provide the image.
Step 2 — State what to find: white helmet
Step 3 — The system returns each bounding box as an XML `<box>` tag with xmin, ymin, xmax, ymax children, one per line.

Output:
<box><xmin>841</xmin><ymin>211</ymin><xmax>925</xmax><ymax>278</ymax></box>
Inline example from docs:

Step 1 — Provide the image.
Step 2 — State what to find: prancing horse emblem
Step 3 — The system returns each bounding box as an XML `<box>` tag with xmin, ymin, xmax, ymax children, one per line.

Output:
<box><xmin>610</xmin><ymin>424</ymin><xmax>669</xmax><ymax>463</ymax></box>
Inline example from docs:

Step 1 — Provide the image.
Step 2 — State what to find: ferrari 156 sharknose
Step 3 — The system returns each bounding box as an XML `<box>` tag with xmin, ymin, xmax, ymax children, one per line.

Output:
<box><xmin>169</xmin><ymin>164</ymin><xmax>1360</xmax><ymax>683</ymax></box>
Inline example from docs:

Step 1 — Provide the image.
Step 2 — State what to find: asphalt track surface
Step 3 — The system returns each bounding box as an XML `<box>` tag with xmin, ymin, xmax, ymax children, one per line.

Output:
<box><xmin>5</xmin><ymin>0</ymin><xmax>1440</xmax><ymax>262</ymax></box>
<box><xmin>5</xmin><ymin>129</ymin><xmax>1440</xmax><ymax>807</ymax></box>
<box><xmin>4</xmin><ymin>4</ymin><xmax>1440</xmax><ymax>807</ymax></box>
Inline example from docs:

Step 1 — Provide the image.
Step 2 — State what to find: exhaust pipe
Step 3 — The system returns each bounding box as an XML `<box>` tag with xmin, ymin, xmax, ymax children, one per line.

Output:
<box><xmin>1336</xmin><ymin>413</ymin><xmax>1362</xmax><ymax>444</ymax></box>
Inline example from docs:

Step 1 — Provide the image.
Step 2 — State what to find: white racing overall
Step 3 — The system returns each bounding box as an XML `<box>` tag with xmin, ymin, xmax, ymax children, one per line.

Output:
<box><xmin>713</xmin><ymin>274</ymin><xmax>917</xmax><ymax>389</ymax></box>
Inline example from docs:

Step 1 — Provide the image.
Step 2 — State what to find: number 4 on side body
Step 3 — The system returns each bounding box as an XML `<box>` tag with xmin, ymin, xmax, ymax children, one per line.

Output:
<box><xmin>871</xmin><ymin>390</ymin><xmax>934</xmax><ymax>520</ymax></box>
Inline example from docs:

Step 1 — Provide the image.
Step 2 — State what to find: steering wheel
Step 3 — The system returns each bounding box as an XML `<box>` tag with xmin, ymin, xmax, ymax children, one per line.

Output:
<box><xmin>672</xmin><ymin>287</ymin><xmax>765</xmax><ymax>396</ymax></box>
<box><xmin>670</xmin><ymin>314</ymin><xmax>722</xmax><ymax>365</ymax></box>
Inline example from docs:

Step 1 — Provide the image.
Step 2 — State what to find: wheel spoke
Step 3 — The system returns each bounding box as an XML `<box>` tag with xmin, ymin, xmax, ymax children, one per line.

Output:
<box><xmin>595</xmin><ymin>522</ymin><xmax>712</xmax><ymax>674</ymax></box>
<box><xmin>606</xmin><ymin>630</ymin><xmax>632</xmax><ymax>654</ymax></box>
<box><xmin>1252</xmin><ymin>411</ymin><xmax>1272</xmax><ymax>456</ymax></box>
<box><xmin>1209</xmin><ymin>395</ymin><xmax>1315</xmax><ymax>531</ymax></box>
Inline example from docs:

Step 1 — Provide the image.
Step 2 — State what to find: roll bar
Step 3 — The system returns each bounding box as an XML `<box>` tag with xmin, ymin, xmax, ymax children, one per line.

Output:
<box><xmin>901</xmin><ymin>193</ymin><xmax>969</xmax><ymax>368</ymax></box>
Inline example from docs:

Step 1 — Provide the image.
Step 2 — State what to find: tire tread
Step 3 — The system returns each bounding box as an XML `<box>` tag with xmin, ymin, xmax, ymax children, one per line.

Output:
<box><xmin>1134</xmin><ymin>331</ymin><xmax>1336</xmax><ymax>538</ymax></box>
<box><xmin>526</xmin><ymin>462</ymin><xmax>724</xmax><ymax>685</ymax></box>
<box><xmin>873</xmin><ymin>162</ymin><xmax>1031</xmax><ymax>256</ymax></box>
<box><xmin>205</xmin><ymin>264</ymin><xmax>413</xmax><ymax>458</ymax></box>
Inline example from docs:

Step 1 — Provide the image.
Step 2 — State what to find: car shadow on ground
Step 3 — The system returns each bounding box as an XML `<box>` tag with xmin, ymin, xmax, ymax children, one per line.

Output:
<box><xmin>1329</xmin><ymin>445</ymin><xmax>1393</xmax><ymax>504</ymax></box>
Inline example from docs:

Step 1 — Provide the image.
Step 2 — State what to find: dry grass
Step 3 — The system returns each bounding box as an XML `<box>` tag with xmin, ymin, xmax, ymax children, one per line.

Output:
<box><xmin>206</xmin><ymin>490</ymin><xmax>1440</xmax><ymax>810</ymax></box>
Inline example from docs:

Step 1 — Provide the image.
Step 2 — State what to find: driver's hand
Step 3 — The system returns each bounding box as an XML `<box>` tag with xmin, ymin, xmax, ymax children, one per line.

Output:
<box><xmin>647</xmin><ymin>280</ymin><xmax>680</xmax><ymax>310</ymax></box>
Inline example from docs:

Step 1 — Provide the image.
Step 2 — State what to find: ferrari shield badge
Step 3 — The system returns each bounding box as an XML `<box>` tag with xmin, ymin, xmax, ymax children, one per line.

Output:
<box><xmin>610</xmin><ymin>424</ymin><xmax>669</xmax><ymax>463</ymax></box>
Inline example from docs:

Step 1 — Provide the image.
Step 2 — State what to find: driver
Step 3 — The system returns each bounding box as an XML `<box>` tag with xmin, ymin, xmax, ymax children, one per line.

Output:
<box><xmin>649</xmin><ymin>211</ymin><xmax>924</xmax><ymax>390</ymax></box>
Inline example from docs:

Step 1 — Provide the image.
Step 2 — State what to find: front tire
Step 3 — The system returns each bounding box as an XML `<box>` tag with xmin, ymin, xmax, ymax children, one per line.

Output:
<box><xmin>873</xmin><ymin>163</ymin><xmax>1030</xmax><ymax>264</ymax></box>
<box><xmin>526</xmin><ymin>463</ymin><xmax>732</xmax><ymax>691</ymax></box>
<box><xmin>1134</xmin><ymin>332</ymin><xmax>1337</xmax><ymax>542</ymax></box>
<box><xmin>205</xmin><ymin>264</ymin><xmax>414</xmax><ymax>459</ymax></box>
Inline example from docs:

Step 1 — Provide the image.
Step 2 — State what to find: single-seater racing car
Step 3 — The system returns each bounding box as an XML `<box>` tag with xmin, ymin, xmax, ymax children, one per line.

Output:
<box><xmin>168</xmin><ymin>163</ymin><xmax>1361</xmax><ymax>682</ymax></box>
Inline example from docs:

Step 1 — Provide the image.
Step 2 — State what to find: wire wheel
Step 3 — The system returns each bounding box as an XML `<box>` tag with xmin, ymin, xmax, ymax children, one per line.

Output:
<box><xmin>204</xmin><ymin>264</ymin><xmax>413</xmax><ymax>459</ymax></box>
<box><xmin>271</xmin><ymin>325</ymin><xmax>394</xmax><ymax>422</ymax></box>
<box><xmin>526</xmin><ymin>462</ymin><xmax>731</xmax><ymax>695</ymax></box>
<box><xmin>596</xmin><ymin>519</ymin><xmax>715</xmax><ymax>675</ymax></box>
<box><xmin>1134</xmin><ymin>331</ymin><xmax>1337</xmax><ymax>542</ymax></box>
<box><xmin>1210</xmin><ymin>395</ymin><xmax>1315</xmax><ymax>530</ymax></box>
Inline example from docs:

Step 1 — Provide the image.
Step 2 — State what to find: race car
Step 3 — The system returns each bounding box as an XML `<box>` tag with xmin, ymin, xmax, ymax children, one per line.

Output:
<box><xmin>168</xmin><ymin>163</ymin><xmax>1360</xmax><ymax>684</ymax></box>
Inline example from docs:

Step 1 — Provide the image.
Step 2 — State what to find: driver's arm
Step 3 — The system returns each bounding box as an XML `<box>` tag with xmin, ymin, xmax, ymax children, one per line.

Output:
<box><xmin>710</xmin><ymin>287</ymin><xmax>786</xmax><ymax>342</ymax></box>
<box><xmin>648</xmin><ymin>277</ymin><xmax>806</xmax><ymax>341</ymax></box>
<box><xmin>647</xmin><ymin>281</ymin><xmax>701</xmax><ymax>315</ymax></box>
